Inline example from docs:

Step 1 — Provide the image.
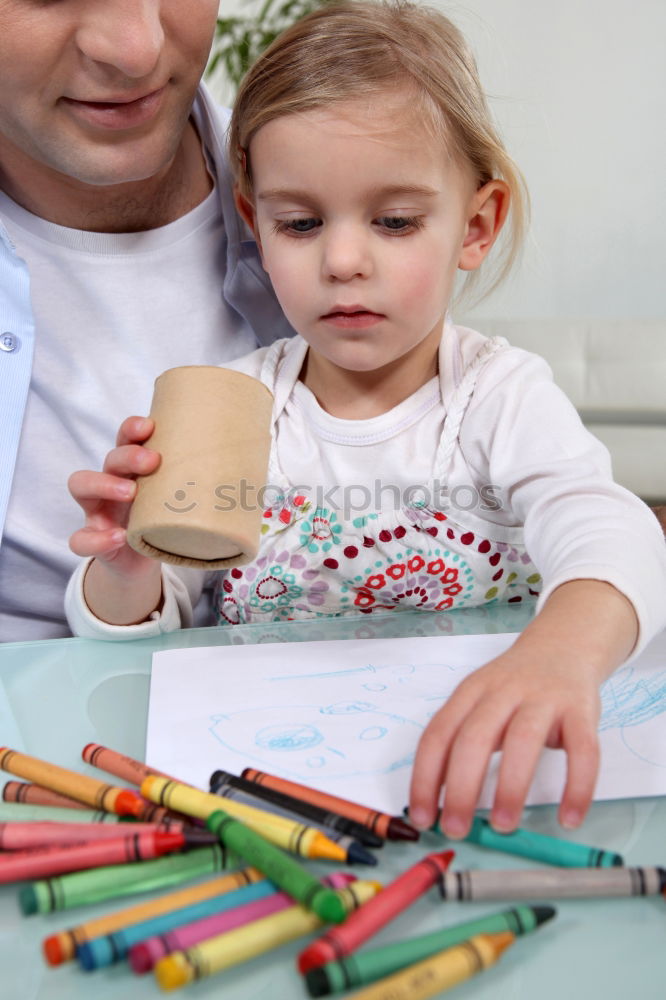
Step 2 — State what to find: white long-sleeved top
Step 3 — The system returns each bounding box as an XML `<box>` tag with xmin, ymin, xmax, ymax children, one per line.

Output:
<box><xmin>66</xmin><ymin>323</ymin><xmax>666</xmax><ymax>655</ymax></box>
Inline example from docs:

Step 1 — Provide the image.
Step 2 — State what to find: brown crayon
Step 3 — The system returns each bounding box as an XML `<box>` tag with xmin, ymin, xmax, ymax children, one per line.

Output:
<box><xmin>3</xmin><ymin>780</ymin><xmax>89</xmax><ymax>810</ymax></box>
<box><xmin>82</xmin><ymin>743</ymin><xmax>177</xmax><ymax>787</ymax></box>
<box><xmin>242</xmin><ymin>768</ymin><xmax>418</xmax><ymax>841</ymax></box>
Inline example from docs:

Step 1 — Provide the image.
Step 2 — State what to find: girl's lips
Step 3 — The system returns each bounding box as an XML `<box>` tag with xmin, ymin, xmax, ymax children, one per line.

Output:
<box><xmin>61</xmin><ymin>87</ymin><xmax>167</xmax><ymax>131</ymax></box>
<box><xmin>320</xmin><ymin>310</ymin><xmax>385</xmax><ymax>329</ymax></box>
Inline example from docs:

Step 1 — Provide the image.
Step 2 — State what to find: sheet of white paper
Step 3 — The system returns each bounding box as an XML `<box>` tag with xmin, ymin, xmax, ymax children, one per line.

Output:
<box><xmin>146</xmin><ymin>629</ymin><xmax>666</xmax><ymax>815</ymax></box>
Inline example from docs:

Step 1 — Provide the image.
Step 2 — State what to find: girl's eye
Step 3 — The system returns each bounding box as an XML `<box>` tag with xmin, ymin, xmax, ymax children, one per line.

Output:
<box><xmin>376</xmin><ymin>216</ymin><xmax>423</xmax><ymax>234</ymax></box>
<box><xmin>274</xmin><ymin>218</ymin><xmax>321</xmax><ymax>235</ymax></box>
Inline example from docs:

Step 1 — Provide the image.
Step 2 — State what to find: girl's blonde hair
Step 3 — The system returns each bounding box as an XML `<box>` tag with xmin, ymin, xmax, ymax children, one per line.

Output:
<box><xmin>228</xmin><ymin>0</ymin><xmax>529</xmax><ymax>304</ymax></box>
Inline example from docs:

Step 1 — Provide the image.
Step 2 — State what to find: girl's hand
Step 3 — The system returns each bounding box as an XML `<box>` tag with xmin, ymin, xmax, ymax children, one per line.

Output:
<box><xmin>69</xmin><ymin>417</ymin><xmax>165</xmax><ymax>624</ymax></box>
<box><xmin>408</xmin><ymin>648</ymin><xmax>601</xmax><ymax>837</ymax></box>
<box><xmin>407</xmin><ymin>580</ymin><xmax>637</xmax><ymax>838</ymax></box>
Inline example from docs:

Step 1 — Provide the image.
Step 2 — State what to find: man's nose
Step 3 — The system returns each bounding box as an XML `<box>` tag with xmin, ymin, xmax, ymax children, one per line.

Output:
<box><xmin>75</xmin><ymin>0</ymin><xmax>165</xmax><ymax>81</ymax></box>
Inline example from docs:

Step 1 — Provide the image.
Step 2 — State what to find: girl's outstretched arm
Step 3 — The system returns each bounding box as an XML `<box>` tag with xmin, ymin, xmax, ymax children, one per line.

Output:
<box><xmin>68</xmin><ymin>416</ymin><xmax>163</xmax><ymax>626</ymax></box>
<box><xmin>408</xmin><ymin>580</ymin><xmax>638</xmax><ymax>836</ymax></box>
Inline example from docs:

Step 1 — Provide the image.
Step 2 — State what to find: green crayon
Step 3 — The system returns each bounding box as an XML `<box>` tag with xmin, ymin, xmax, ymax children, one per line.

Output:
<box><xmin>206</xmin><ymin>810</ymin><xmax>347</xmax><ymax>924</ymax></box>
<box><xmin>19</xmin><ymin>844</ymin><xmax>238</xmax><ymax>915</ymax></box>
<box><xmin>305</xmin><ymin>904</ymin><xmax>556</xmax><ymax>996</ymax></box>
<box><xmin>432</xmin><ymin>815</ymin><xmax>623</xmax><ymax>868</ymax></box>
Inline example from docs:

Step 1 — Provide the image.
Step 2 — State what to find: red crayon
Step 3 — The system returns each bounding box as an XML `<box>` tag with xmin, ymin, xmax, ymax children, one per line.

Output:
<box><xmin>82</xmin><ymin>744</ymin><xmax>177</xmax><ymax>787</ymax></box>
<box><xmin>0</xmin><ymin>821</ymin><xmax>185</xmax><ymax>850</ymax></box>
<box><xmin>0</xmin><ymin>830</ymin><xmax>205</xmax><ymax>884</ymax></box>
<box><xmin>241</xmin><ymin>769</ymin><xmax>419</xmax><ymax>842</ymax></box>
<box><xmin>297</xmin><ymin>850</ymin><xmax>454</xmax><ymax>974</ymax></box>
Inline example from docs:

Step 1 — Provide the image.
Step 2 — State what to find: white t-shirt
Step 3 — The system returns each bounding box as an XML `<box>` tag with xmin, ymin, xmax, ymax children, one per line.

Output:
<box><xmin>0</xmin><ymin>185</ymin><xmax>258</xmax><ymax>640</ymax></box>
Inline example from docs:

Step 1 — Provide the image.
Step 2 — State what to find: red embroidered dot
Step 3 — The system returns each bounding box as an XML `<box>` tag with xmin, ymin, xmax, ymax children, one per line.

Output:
<box><xmin>426</xmin><ymin>527</ymin><xmax>438</xmax><ymax>536</ymax></box>
<box><xmin>230</xmin><ymin>568</ymin><xmax>243</xmax><ymax>579</ymax></box>
<box><xmin>433</xmin><ymin>512</ymin><xmax>447</xmax><ymax>521</ymax></box>
<box><xmin>344</xmin><ymin>546</ymin><xmax>359</xmax><ymax>559</ymax></box>
<box><xmin>394</xmin><ymin>526</ymin><xmax>407</xmax><ymax>539</ymax></box>
<box><xmin>323</xmin><ymin>558</ymin><xmax>339</xmax><ymax>569</ymax></box>
<box><xmin>460</xmin><ymin>532</ymin><xmax>475</xmax><ymax>545</ymax></box>
<box><xmin>478</xmin><ymin>539</ymin><xmax>491</xmax><ymax>553</ymax></box>
<box><xmin>223</xmin><ymin>579</ymin><xmax>232</xmax><ymax>593</ymax></box>
<box><xmin>379</xmin><ymin>530</ymin><xmax>392</xmax><ymax>542</ymax></box>
<box><xmin>447</xmin><ymin>528</ymin><xmax>455</xmax><ymax>540</ymax></box>
<box><xmin>489</xmin><ymin>552</ymin><xmax>501</xmax><ymax>566</ymax></box>
<box><xmin>363</xmin><ymin>537</ymin><xmax>375</xmax><ymax>548</ymax></box>
<box><xmin>508</xmin><ymin>595</ymin><xmax>522</xmax><ymax>603</ymax></box>
<box><xmin>492</xmin><ymin>568</ymin><xmax>504</xmax><ymax>581</ymax></box>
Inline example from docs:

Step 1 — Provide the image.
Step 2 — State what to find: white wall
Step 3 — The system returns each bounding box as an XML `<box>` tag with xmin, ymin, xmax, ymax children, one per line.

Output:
<box><xmin>212</xmin><ymin>1</ymin><xmax>665</xmax><ymax>321</ymax></box>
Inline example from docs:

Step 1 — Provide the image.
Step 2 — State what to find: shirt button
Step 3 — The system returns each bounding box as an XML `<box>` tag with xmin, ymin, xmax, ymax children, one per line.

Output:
<box><xmin>0</xmin><ymin>332</ymin><xmax>19</xmax><ymax>352</ymax></box>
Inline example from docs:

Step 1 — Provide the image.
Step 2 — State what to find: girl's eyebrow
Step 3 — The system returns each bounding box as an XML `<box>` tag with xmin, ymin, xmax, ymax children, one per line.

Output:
<box><xmin>257</xmin><ymin>183</ymin><xmax>439</xmax><ymax>203</ymax></box>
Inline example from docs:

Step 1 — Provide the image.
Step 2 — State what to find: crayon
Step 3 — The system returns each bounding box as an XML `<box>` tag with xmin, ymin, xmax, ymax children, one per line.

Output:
<box><xmin>3</xmin><ymin>778</ymin><xmax>186</xmax><ymax>825</ymax></box>
<box><xmin>0</xmin><ymin>748</ymin><xmax>144</xmax><ymax>816</ymax></box>
<box><xmin>3</xmin><ymin>780</ymin><xmax>89</xmax><ymax>809</ymax></box>
<box><xmin>140</xmin><ymin>775</ymin><xmax>346</xmax><ymax>862</ymax></box>
<box><xmin>0</xmin><ymin>830</ymin><xmax>209</xmax><ymax>883</ymax></box>
<box><xmin>0</xmin><ymin>802</ymin><xmax>138</xmax><ymax>824</ymax></box>
<box><xmin>43</xmin><ymin>867</ymin><xmax>264</xmax><ymax>965</ymax></box>
<box><xmin>439</xmin><ymin>866</ymin><xmax>666</xmax><ymax>901</ymax></box>
<box><xmin>305</xmin><ymin>904</ymin><xmax>555</xmax><ymax>996</ymax></box>
<box><xmin>82</xmin><ymin>743</ymin><xmax>177</xmax><ymax>786</ymax></box>
<box><xmin>130</xmin><ymin>873</ymin><xmax>356</xmax><ymax>974</ymax></box>
<box><xmin>429</xmin><ymin>814</ymin><xmax>624</xmax><ymax>868</ymax></box>
<box><xmin>210</xmin><ymin>770</ymin><xmax>384</xmax><ymax>849</ymax></box>
<box><xmin>241</xmin><ymin>767</ymin><xmax>418</xmax><ymax>841</ymax></box>
<box><xmin>78</xmin><ymin>878</ymin><xmax>278</xmax><ymax>970</ymax></box>
<box><xmin>335</xmin><ymin>932</ymin><xmax>515</xmax><ymax>1000</ymax></box>
<box><xmin>0</xmin><ymin>820</ymin><xmax>187</xmax><ymax>850</ymax></box>
<box><xmin>154</xmin><ymin>879</ymin><xmax>382</xmax><ymax>991</ymax></box>
<box><xmin>210</xmin><ymin>783</ymin><xmax>376</xmax><ymax>866</ymax></box>
<box><xmin>143</xmin><ymin>777</ymin><xmax>349</xmax><ymax>924</ymax></box>
<box><xmin>19</xmin><ymin>844</ymin><xmax>238</xmax><ymax>915</ymax></box>
<box><xmin>298</xmin><ymin>850</ymin><xmax>454</xmax><ymax>973</ymax></box>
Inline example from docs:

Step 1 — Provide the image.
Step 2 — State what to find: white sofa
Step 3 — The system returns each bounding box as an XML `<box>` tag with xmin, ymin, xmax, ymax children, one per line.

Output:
<box><xmin>466</xmin><ymin>319</ymin><xmax>666</xmax><ymax>503</ymax></box>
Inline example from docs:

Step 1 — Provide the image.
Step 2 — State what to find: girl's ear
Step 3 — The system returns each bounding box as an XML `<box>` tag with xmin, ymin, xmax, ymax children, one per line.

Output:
<box><xmin>234</xmin><ymin>187</ymin><xmax>265</xmax><ymax>264</ymax></box>
<box><xmin>458</xmin><ymin>180</ymin><xmax>510</xmax><ymax>272</ymax></box>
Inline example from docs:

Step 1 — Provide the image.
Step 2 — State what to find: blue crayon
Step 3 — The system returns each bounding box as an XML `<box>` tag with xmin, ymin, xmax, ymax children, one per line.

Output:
<box><xmin>77</xmin><ymin>879</ymin><xmax>277</xmax><ymax>970</ymax></box>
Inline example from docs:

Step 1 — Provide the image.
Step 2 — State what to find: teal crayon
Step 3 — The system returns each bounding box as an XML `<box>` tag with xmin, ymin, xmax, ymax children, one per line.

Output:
<box><xmin>77</xmin><ymin>878</ymin><xmax>277</xmax><ymax>970</ymax></box>
<box><xmin>439</xmin><ymin>866</ymin><xmax>666</xmax><ymax>901</ymax></box>
<box><xmin>429</xmin><ymin>813</ymin><xmax>623</xmax><ymax>868</ymax></box>
<box><xmin>305</xmin><ymin>904</ymin><xmax>556</xmax><ymax>996</ymax></box>
<box><xmin>19</xmin><ymin>844</ymin><xmax>239</xmax><ymax>915</ymax></box>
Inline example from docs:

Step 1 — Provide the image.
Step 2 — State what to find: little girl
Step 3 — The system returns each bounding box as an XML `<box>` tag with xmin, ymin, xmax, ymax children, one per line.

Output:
<box><xmin>66</xmin><ymin>1</ymin><xmax>666</xmax><ymax>839</ymax></box>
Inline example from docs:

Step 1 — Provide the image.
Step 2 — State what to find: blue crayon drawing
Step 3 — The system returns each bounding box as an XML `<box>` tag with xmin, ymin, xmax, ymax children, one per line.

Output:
<box><xmin>599</xmin><ymin>665</ymin><xmax>666</xmax><ymax>768</ymax></box>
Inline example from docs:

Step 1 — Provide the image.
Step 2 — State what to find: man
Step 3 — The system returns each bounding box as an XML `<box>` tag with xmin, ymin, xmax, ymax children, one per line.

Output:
<box><xmin>0</xmin><ymin>1</ymin><xmax>293</xmax><ymax>641</ymax></box>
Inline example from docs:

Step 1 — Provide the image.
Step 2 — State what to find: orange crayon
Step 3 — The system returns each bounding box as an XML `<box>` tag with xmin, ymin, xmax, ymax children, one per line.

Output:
<box><xmin>43</xmin><ymin>866</ymin><xmax>264</xmax><ymax>965</ymax></box>
<box><xmin>0</xmin><ymin>748</ymin><xmax>144</xmax><ymax>817</ymax></box>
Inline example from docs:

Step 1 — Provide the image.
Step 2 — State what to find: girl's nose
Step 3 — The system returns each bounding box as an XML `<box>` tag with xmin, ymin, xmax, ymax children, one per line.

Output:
<box><xmin>75</xmin><ymin>0</ymin><xmax>165</xmax><ymax>81</ymax></box>
<box><xmin>322</xmin><ymin>226</ymin><xmax>373</xmax><ymax>282</ymax></box>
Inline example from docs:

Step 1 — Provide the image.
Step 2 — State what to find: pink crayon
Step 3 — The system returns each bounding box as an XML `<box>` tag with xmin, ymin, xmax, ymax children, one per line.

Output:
<box><xmin>0</xmin><ymin>821</ymin><xmax>184</xmax><ymax>850</ymax></box>
<box><xmin>128</xmin><ymin>871</ymin><xmax>356</xmax><ymax>974</ymax></box>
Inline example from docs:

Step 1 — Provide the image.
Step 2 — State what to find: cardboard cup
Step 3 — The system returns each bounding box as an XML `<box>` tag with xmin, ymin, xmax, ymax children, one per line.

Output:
<box><xmin>126</xmin><ymin>366</ymin><xmax>273</xmax><ymax>569</ymax></box>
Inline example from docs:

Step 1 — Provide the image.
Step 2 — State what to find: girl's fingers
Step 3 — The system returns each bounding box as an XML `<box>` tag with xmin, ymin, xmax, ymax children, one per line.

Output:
<box><xmin>102</xmin><ymin>444</ymin><xmax>159</xmax><ymax>478</ymax></box>
<box><xmin>489</xmin><ymin>703</ymin><xmax>556</xmax><ymax>832</ymax></box>
<box><xmin>116</xmin><ymin>416</ymin><xmax>154</xmax><ymax>447</ymax></box>
<box><xmin>68</xmin><ymin>470</ymin><xmax>136</xmax><ymax>510</ymax></box>
<box><xmin>69</xmin><ymin>526</ymin><xmax>127</xmax><ymax>559</ymax></box>
<box><xmin>558</xmin><ymin>712</ymin><xmax>600</xmax><ymax>829</ymax></box>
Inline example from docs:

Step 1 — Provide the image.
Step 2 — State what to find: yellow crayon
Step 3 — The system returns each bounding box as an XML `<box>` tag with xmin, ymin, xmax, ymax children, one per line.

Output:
<box><xmin>0</xmin><ymin>748</ymin><xmax>143</xmax><ymax>817</ymax></box>
<box><xmin>339</xmin><ymin>932</ymin><xmax>515</xmax><ymax>1000</ymax></box>
<box><xmin>140</xmin><ymin>776</ymin><xmax>346</xmax><ymax>862</ymax></box>
<box><xmin>154</xmin><ymin>878</ymin><xmax>382</xmax><ymax>991</ymax></box>
<box><xmin>42</xmin><ymin>866</ymin><xmax>264</xmax><ymax>965</ymax></box>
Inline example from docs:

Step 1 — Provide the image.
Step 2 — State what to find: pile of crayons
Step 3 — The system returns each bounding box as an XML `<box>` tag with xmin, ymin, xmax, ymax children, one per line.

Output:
<box><xmin>0</xmin><ymin>742</ymin><xmax>664</xmax><ymax>997</ymax></box>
